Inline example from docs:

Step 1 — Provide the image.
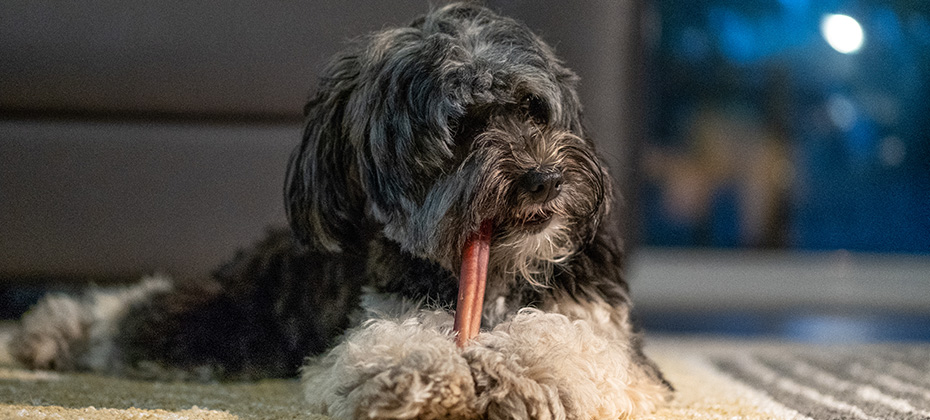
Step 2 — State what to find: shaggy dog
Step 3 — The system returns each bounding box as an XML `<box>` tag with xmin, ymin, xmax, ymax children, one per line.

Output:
<box><xmin>12</xmin><ymin>3</ymin><xmax>671</xmax><ymax>419</ymax></box>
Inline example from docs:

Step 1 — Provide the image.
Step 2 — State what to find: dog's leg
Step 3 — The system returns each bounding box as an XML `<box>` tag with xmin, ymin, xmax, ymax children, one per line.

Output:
<box><xmin>464</xmin><ymin>304</ymin><xmax>671</xmax><ymax>420</ymax></box>
<box><xmin>302</xmin><ymin>304</ymin><xmax>479</xmax><ymax>420</ymax></box>
<box><xmin>11</xmin><ymin>276</ymin><xmax>256</xmax><ymax>379</ymax></box>
<box><xmin>11</xmin><ymin>275</ymin><xmax>173</xmax><ymax>373</ymax></box>
<box><xmin>302</xmin><ymin>299</ymin><xmax>670</xmax><ymax>420</ymax></box>
<box><xmin>12</xmin><ymin>229</ymin><xmax>366</xmax><ymax>380</ymax></box>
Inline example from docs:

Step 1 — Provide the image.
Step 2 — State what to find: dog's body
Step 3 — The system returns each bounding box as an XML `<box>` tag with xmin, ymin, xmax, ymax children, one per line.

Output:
<box><xmin>12</xmin><ymin>4</ymin><xmax>671</xmax><ymax>418</ymax></box>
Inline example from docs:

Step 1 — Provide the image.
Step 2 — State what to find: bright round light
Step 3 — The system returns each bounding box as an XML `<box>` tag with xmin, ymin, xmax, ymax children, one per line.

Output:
<box><xmin>821</xmin><ymin>14</ymin><xmax>864</xmax><ymax>54</ymax></box>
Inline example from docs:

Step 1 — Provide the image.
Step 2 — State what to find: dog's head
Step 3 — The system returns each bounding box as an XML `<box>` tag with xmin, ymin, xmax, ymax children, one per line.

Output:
<box><xmin>287</xmin><ymin>3</ymin><xmax>611</xmax><ymax>282</ymax></box>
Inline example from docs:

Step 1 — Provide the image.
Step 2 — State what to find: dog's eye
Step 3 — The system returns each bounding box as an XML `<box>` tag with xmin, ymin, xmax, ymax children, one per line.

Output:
<box><xmin>520</xmin><ymin>94</ymin><xmax>549</xmax><ymax>125</ymax></box>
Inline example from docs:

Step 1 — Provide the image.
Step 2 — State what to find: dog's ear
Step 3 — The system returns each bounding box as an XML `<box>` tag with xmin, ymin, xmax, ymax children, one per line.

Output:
<box><xmin>285</xmin><ymin>53</ymin><xmax>367</xmax><ymax>253</ymax></box>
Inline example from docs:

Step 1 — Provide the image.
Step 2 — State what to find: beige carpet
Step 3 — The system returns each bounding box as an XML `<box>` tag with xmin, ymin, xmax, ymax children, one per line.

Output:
<box><xmin>2</xmin><ymin>323</ymin><xmax>927</xmax><ymax>419</ymax></box>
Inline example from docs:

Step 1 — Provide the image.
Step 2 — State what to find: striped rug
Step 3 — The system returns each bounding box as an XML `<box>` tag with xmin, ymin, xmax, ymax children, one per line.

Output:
<box><xmin>645</xmin><ymin>337</ymin><xmax>930</xmax><ymax>420</ymax></box>
<box><xmin>2</xmin><ymin>325</ymin><xmax>928</xmax><ymax>419</ymax></box>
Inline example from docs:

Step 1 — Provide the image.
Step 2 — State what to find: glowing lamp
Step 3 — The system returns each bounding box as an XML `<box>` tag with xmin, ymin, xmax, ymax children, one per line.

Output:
<box><xmin>821</xmin><ymin>14</ymin><xmax>864</xmax><ymax>54</ymax></box>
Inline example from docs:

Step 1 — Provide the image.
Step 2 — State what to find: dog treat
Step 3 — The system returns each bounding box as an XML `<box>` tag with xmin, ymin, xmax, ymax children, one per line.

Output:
<box><xmin>453</xmin><ymin>220</ymin><xmax>492</xmax><ymax>347</ymax></box>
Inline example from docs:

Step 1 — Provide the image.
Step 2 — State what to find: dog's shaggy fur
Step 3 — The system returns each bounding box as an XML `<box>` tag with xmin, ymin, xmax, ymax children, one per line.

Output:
<box><xmin>11</xmin><ymin>3</ymin><xmax>672</xmax><ymax>418</ymax></box>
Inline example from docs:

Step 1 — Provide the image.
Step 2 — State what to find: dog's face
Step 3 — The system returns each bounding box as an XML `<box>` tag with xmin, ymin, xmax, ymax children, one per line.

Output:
<box><xmin>287</xmin><ymin>4</ymin><xmax>610</xmax><ymax>281</ymax></box>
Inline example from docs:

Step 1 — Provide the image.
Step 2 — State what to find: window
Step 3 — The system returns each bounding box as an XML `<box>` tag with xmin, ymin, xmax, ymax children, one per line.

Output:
<box><xmin>642</xmin><ymin>0</ymin><xmax>930</xmax><ymax>254</ymax></box>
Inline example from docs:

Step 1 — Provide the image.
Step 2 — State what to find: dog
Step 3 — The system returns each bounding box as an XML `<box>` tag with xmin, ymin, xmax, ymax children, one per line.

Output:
<box><xmin>11</xmin><ymin>3</ymin><xmax>671</xmax><ymax>419</ymax></box>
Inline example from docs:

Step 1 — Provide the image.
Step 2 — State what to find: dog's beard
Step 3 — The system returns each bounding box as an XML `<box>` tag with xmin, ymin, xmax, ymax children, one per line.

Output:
<box><xmin>492</xmin><ymin>215</ymin><xmax>574</xmax><ymax>288</ymax></box>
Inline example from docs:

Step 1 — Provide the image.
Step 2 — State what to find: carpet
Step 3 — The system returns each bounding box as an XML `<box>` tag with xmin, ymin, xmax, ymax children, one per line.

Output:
<box><xmin>1</xmin><ymin>324</ymin><xmax>928</xmax><ymax>419</ymax></box>
<box><xmin>644</xmin><ymin>338</ymin><xmax>930</xmax><ymax>420</ymax></box>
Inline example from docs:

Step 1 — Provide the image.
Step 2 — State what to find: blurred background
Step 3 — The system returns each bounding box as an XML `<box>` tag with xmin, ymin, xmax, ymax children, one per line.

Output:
<box><xmin>633</xmin><ymin>0</ymin><xmax>930</xmax><ymax>341</ymax></box>
<box><xmin>2</xmin><ymin>1</ymin><xmax>928</xmax><ymax>341</ymax></box>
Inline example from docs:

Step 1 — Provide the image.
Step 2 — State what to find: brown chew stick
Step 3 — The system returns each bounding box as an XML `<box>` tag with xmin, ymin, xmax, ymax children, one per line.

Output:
<box><xmin>453</xmin><ymin>220</ymin><xmax>493</xmax><ymax>347</ymax></box>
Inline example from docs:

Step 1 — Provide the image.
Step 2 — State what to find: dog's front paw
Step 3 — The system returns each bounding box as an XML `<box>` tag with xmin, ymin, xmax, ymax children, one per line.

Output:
<box><xmin>465</xmin><ymin>309</ymin><xmax>670</xmax><ymax>420</ymax></box>
<box><xmin>464</xmin><ymin>344</ymin><xmax>565</xmax><ymax>420</ymax></box>
<box><xmin>303</xmin><ymin>311</ymin><xmax>478</xmax><ymax>420</ymax></box>
<box><xmin>347</xmin><ymin>354</ymin><xmax>475</xmax><ymax>420</ymax></box>
<box><xmin>11</xmin><ymin>294</ymin><xmax>91</xmax><ymax>370</ymax></box>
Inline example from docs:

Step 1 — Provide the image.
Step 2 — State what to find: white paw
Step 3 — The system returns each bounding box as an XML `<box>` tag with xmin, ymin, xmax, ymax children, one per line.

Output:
<box><xmin>303</xmin><ymin>311</ymin><xmax>478</xmax><ymax>420</ymax></box>
<box><xmin>303</xmin><ymin>309</ymin><xmax>670</xmax><ymax>420</ymax></box>
<box><xmin>11</xmin><ymin>294</ymin><xmax>91</xmax><ymax>370</ymax></box>
<box><xmin>11</xmin><ymin>276</ymin><xmax>173</xmax><ymax>372</ymax></box>
<box><xmin>466</xmin><ymin>309</ymin><xmax>671</xmax><ymax>420</ymax></box>
<box><xmin>464</xmin><ymin>344</ymin><xmax>565</xmax><ymax>420</ymax></box>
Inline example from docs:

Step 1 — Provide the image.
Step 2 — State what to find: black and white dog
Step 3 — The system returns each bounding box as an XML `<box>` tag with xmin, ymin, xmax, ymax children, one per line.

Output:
<box><xmin>13</xmin><ymin>3</ymin><xmax>671</xmax><ymax>419</ymax></box>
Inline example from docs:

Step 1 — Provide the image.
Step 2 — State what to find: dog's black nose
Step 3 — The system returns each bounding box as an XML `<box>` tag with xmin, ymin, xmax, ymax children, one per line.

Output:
<box><xmin>520</xmin><ymin>167</ymin><xmax>562</xmax><ymax>204</ymax></box>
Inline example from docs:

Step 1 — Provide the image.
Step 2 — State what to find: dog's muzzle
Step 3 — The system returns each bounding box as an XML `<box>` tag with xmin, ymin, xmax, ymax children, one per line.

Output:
<box><xmin>453</xmin><ymin>167</ymin><xmax>564</xmax><ymax>346</ymax></box>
